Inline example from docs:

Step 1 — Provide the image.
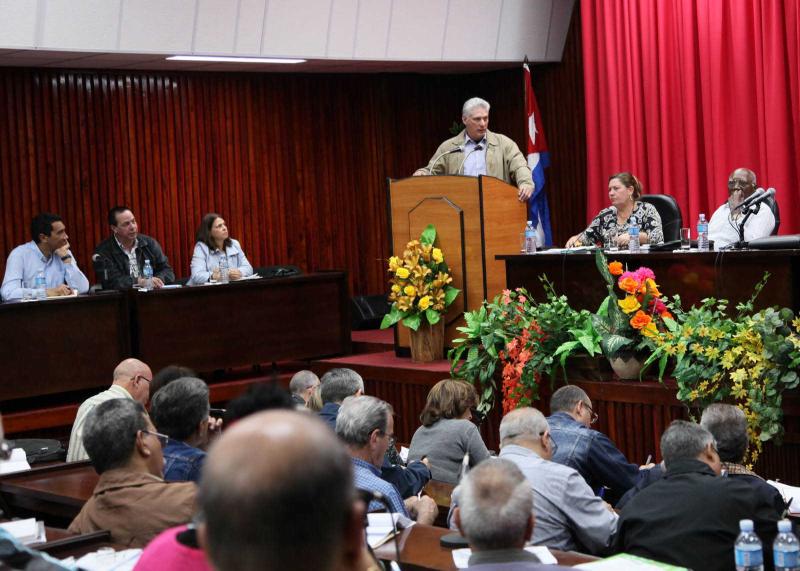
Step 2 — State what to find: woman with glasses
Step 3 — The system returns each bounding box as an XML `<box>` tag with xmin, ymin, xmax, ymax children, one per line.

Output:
<box><xmin>407</xmin><ymin>379</ymin><xmax>491</xmax><ymax>484</ymax></box>
<box><xmin>188</xmin><ymin>213</ymin><xmax>253</xmax><ymax>285</ymax></box>
<box><xmin>708</xmin><ymin>167</ymin><xmax>776</xmax><ymax>249</ymax></box>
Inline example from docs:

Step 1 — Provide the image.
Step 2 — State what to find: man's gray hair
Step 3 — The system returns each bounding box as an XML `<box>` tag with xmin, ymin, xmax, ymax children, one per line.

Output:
<box><xmin>660</xmin><ymin>420</ymin><xmax>715</xmax><ymax>467</ymax></box>
<box><xmin>500</xmin><ymin>407</ymin><xmax>549</xmax><ymax>446</ymax></box>
<box><xmin>549</xmin><ymin>385</ymin><xmax>589</xmax><ymax>414</ymax></box>
<box><xmin>335</xmin><ymin>396</ymin><xmax>392</xmax><ymax>447</ymax></box>
<box><xmin>289</xmin><ymin>370</ymin><xmax>319</xmax><ymax>395</ymax></box>
<box><xmin>458</xmin><ymin>459</ymin><xmax>533</xmax><ymax>550</ymax></box>
<box><xmin>462</xmin><ymin>97</ymin><xmax>490</xmax><ymax>118</ymax></box>
<box><xmin>150</xmin><ymin>377</ymin><xmax>210</xmax><ymax>441</ymax></box>
<box><xmin>84</xmin><ymin>398</ymin><xmax>148</xmax><ymax>474</ymax></box>
<box><xmin>320</xmin><ymin>368</ymin><xmax>364</xmax><ymax>404</ymax></box>
<box><xmin>700</xmin><ymin>404</ymin><xmax>748</xmax><ymax>463</ymax></box>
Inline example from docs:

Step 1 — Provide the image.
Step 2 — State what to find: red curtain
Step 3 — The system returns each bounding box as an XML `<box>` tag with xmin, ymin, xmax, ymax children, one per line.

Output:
<box><xmin>581</xmin><ymin>0</ymin><xmax>799</xmax><ymax>234</ymax></box>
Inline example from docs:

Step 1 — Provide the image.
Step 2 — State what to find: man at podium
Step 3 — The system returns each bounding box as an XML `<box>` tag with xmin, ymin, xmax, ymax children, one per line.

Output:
<box><xmin>413</xmin><ymin>97</ymin><xmax>534</xmax><ymax>202</ymax></box>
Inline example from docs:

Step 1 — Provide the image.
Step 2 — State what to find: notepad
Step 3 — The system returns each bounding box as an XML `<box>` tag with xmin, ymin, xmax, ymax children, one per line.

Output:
<box><xmin>452</xmin><ymin>546</ymin><xmax>557</xmax><ymax>568</ymax></box>
<box><xmin>575</xmin><ymin>553</ymin><xmax>689</xmax><ymax>569</ymax></box>
<box><xmin>0</xmin><ymin>518</ymin><xmax>46</xmax><ymax>544</ymax></box>
<box><xmin>768</xmin><ymin>480</ymin><xmax>800</xmax><ymax>515</ymax></box>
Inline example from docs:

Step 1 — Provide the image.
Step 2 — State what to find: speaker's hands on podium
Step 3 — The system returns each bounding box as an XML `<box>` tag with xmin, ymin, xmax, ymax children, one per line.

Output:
<box><xmin>518</xmin><ymin>184</ymin><xmax>534</xmax><ymax>202</ymax></box>
<box><xmin>412</xmin><ymin>168</ymin><xmax>430</xmax><ymax>176</ymax></box>
<box><xmin>228</xmin><ymin>268</ymin><xmax>242</xmax><ymax>280</ymax></box>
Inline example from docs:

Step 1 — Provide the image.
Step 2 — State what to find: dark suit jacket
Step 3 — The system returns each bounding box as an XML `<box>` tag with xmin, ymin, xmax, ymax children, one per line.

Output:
<box><xmin>616</xmin><ymin>459</ymin><xmax>781</xmax><ymax>571</ymax></box>
<box><xmin>93</xmin><ymin>234</ymin><xmax>175</xmax><ymax>290</ymax></box>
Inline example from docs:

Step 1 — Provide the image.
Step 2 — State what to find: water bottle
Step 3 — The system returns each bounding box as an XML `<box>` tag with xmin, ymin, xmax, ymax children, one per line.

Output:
<box><xmin>735</xmin><ymin>519</ymin><xmax>764</xmax><ymax>571</ymax></box>
<box><xmin>697</xmin><ymin>213</ymin><xmax>709</xmax><ymax>251</ymax></box>
<box><xmin>35</xmin><ymin>270</ymin><xmax>47</xmax><ymax>300</ymax></box>
<box><xmin>524</xmin><ymin>221</ymin><xmax>537</xmax><ymax>254</ymax></box>
<box><xmin>142</xmin><ymin>259</ymin><xmax>154</xmax><ymax>290</ymax></box>
<box><xmin>628</xmin><ymin>217</ymin><xmax>640</xmax><ymax>253</ymax></box>
<box><xmin>219</xmin><ymin>255</ymin><xmax>230</xmax><ymax>283</ymax></box>
<box><xmin>774</xmin><ymin>519</ymin><xmax>800</xmax><ymax>571</ymax></box>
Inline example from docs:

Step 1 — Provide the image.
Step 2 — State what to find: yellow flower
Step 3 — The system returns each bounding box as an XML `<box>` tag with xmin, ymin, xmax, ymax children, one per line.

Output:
<box><xmin>418</xmin><ymin>296</ymin><xmax>432</xmax><ymax>310</ymax></box>
<box><xmin>391</xmin><ymin>284</ymin><xmax>401</xmax><ymax>294</ymax></box>
<box><xmin>708</xmin><ymin>329</ymin><xmax>726</xmax><ymax>341</ymax></box>
<box><xmin>730</xmin><ymin>369</ymin><xmax>748</xmax><ymax>383</ymax></box>
<box><xmin>618</xmin><ymin>295</ymin><xmax>641</xmax><ymax>314</ymax></box>
<box><xmin>720</xmin><ymin>351</ymin><xmax>736</xmax><ymax>370</ymax></box>
<box><xmin>395</xmin><ymin>267</ymin><xmax>410</xmax><ymax>279</ymax></box>
<box><xmin>641</xmin><ymin>321</ymin><xmax>659</xmax><ymax>338</ymax></box>
<box><xmin>403</xmin><ymin>285</ymin><xmax>416</xmax><ymax>297</ymax></box>
<box><xmin>388</xmin><ymin>256</ymin><xmax>401</xmax><ymax>271</ymax></box>
<box><xmin>697</xmin><ymin>325</ymin><xmax>710</xmax><ymax>338</ymax></box>
<box><xmin>705</xmin><ymin>347</ymin><xmax>720</xmax><ymax>360</ymax></box>
<box><xmin>432</xmin><ymin>248</ymin><xmax>443</xmax><ymax>263</ymax></box>
<box><xmin>793</xmin><ymin>317</ymin><xmax>800</xmax><ymax>332</ymax></box>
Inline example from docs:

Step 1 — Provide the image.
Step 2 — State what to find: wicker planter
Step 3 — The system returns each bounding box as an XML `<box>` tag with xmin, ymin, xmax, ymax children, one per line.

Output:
<box><xmin>409</xmin><ymin>320</ymin><xmax>445</xmax><ymax>363</ymax></box>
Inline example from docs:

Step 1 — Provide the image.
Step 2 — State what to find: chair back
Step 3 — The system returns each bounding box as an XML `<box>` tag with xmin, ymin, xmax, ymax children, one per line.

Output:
<box><xmin>764</xmin><ymin>195</ymin><xmax>780</xmax><ymax>234</ymax></box>
<box><xmin>640</xmin><ymin>194</ymin><xmax>683</xmax><ymax>243</ymax></box>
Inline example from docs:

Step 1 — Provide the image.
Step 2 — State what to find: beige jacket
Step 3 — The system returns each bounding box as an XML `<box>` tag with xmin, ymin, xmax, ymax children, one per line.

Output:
<box><xmin>422</xmin><ymin>130</ymin><xmax>533</xmax><ymax>189</ymax></box>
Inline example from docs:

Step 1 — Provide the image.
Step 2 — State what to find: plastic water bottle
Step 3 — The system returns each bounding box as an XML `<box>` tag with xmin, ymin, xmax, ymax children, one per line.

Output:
<box><xmin>774</xmin><ymin>519</ymin><xmax>800</xmax><ymax>571</ymax></box>
<box><xmin>628</xmin><ymin>217</ymin><xmax>640</xmax><ymax>253</ymax></box>
<box><xmin>142</xmin><ymin>259</ymin><xmax>154</xmax><ymax>290</ymax></box>
<box><xmin>697</xmin><ymin>213</ymin><xmax>709</xmax><ymax>251</ymax></box>
<box><xmin>524</xmin><ymin>221</ymin><xmax>537</xmax><ymax>254</ymax></box>
<box><xmin>34</xmin><ymin>270</ymin><xmax>47</xmax><ymax>300</ymax></box>
<box><xmin>735</xmin><ymin>519</ymin><xmax>764</xmax><ymax>571</ymax></box>
<box><xmin>219</xmin><ymin>255</ymin><xmax>230</xmax><ymax>283</ymax></box>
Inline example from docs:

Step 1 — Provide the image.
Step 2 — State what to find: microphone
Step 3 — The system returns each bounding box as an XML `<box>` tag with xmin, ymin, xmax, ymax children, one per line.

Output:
<box><xmin>744</xmin><ymin>187</ymin><xmax>776</xmax><ymax>210</ymax></box>
<box><xmin>425</xmin><ymin>147</ymin><xmax>463</xmax><ymax>175</ymax></box>
<box><xmin>732</xmin><ymin>187</ymin><xmax>765</xmax><ymax>212</ymax></box>
<box><xmin>457</xmin><ymin>144</ymin><xmax>484</xmax><ymax>175</ymax></box>
<box><xmin>92</xmin><ymin>253</ymin><xmax>110</xmax><ymax>285</ymax></box>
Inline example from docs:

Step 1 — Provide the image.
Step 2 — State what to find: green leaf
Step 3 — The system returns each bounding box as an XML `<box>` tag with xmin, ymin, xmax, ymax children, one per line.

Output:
<box><xmin>402</xmin><ymin>313</ymin><xmax>421</xmax><ymax>331</ymax></box>
<box><xmin>379</xmin><ymin>306</ymin><xmax>404</xmax><ymax>329</ymax></box>
<box><xmin>420</xmin><ymin>224</ymin><xmax>437</xmax><ymax>246</ymax></box>
<box><xmin>444</xmin><ymin>286</ymin><xmax>460</xmax><ymax>306</ymax></box>
<box><xmin>425</xmin><ymin>309</ymin><xmax>441</xmax><ymax>325</ymax></box>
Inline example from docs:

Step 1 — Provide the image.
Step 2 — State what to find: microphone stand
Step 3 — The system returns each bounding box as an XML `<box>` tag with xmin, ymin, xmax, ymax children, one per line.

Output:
<box><xmin>730</xmin><ymin>202</ymin><xmax>761</xmax><ymax>250</ymax></box>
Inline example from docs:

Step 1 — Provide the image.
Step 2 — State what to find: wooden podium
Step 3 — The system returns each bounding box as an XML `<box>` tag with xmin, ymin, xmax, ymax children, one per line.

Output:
<box><xmin>387</xmin><ymin>175</ymin><xmax>528</xmax><ymax>355</ymax></box>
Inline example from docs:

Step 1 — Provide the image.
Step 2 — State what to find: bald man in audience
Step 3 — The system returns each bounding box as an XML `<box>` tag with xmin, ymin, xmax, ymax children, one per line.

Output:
<box><xmin>67</xmin><ymin>358</ymin><xmax>153</xmax><ymax>462</ymax></box>
<box><xmin>198</xmin><ymin>410</ymin><xmax>369</xmax><ymax>571</ymax></box>
<box><xmin>454</xmin><ymin>459</ymin><xmax>573</xmax><ymax>570</ymax></box>
<box><xmin>69</xmin><ymin>398</ymin><xmax>196</xmax><ymax>547</ymax></box>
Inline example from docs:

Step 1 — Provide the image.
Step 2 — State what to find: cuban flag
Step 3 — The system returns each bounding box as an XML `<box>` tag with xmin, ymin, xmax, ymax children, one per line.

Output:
<box><xmin>524</xmin><ymin>62</ymin><xmax>553</xmax><ymax>247</ymax></box>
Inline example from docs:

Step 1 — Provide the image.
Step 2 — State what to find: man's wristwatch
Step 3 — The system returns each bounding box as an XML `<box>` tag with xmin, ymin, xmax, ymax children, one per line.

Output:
<box><xmin>60</xmin><ymin>254</ymin><xmax>72</xmax><ymax>261</ymax></box>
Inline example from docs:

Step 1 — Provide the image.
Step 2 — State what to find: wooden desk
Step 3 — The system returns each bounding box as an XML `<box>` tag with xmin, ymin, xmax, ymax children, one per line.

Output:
<box><xmin>374</xmin><ymin>524</ymin><xmax>599</xmax><ymax>570</ymax></box>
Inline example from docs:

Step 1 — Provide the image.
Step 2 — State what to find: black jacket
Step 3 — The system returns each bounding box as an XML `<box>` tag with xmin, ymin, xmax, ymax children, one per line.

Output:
<box><xmin>93</xmin><ymin>234</ymin><xmax>175</xmax><ymax>290</ymax></box>
<box><xmin>615</xmin><ymin>459</ymin><xmax>781</xmax><ymax>571</ymax></box>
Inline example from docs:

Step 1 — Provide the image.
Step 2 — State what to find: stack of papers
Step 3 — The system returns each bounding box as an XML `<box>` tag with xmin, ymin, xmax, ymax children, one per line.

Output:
<box><xmin>366</xmin><ymin>513</ymin><xmax>414</xmax><ymax>549</ymax></box>
<box><xmin>452</xmin><ymin>546</ymin><xmax>557</xmax><ymax>568</ymax></box>
<box><xmin>767</xmin><ymin>480</ymin><xmax>800</xmax><ymax>515</ymax></box>
<box><xmin>575</xmin><ymin>553</ymin><xmax>688</xmax><ymax>569</ymax></box>
<box><xmin>0</xmin><ymin>448</ymin><xmax>31</xmax><ymax>475</ymax></box>
<box><xmin>61</xmin><ymin>548</ymin><xmax>142</xmax><ymax>570</ymax></box>
<box><xmin>0</xmin><ymin>518</ymin><xmax>46</xmax><ymax>545</ymax></box>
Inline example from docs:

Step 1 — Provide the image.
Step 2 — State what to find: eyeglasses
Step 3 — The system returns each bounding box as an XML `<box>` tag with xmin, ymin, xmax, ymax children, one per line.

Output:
<box><xmin>140</xmin><ymin>429</ymin><xmax>169</xmax><ymax>448</ymax></box>
<box><xmin>133</xmin><ymin>375</ymin><xmax>152</xmax><ymax>385</ymax></box>
<box><xmin>727</xmin><ymin>179</ymin><xmax>752</xmax><ymax>190</ymax></box>
<box><xmin>583</xmin><ymin>402</ymin><xmax>599</xmax><ymax>425</ymax></box>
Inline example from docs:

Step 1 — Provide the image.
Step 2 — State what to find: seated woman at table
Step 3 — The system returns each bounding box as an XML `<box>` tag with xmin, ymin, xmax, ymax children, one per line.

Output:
<box><xmin>408</xmin><ymin>379</ymin><xmax>491</xmax><ymax>484</ymax></box>
<box><xmin>565</xmin><ymin>172</ymin><xmax>664</xmax><ymax>248</ymax></box>
<box><xmin>188</xmin><ymin>213</ymin><xmax>253</xmax><ymax>285</ymax></box>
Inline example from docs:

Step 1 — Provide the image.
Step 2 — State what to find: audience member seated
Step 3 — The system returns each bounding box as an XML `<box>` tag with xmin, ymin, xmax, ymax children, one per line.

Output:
<box><xmin>547</xmin><ymin>385</ymin><xmax>652</xmax><ymax>504</ymax></box>
<box><xmin>133</xmin><ymin>524</ymin><xmax>211</xmax><ymax>571</ymax></box>
<box><xmin>289</xmin><ymin>370</ymin><xmax>321</xmax><ymax>409</ymax></box>
<box><xmin>336</xmin><ymin>395</ymin><xmax>438</xmax><ymax>525</ymax></box>
<box><xmin>223</xmin><ymin>382</ymin><xmax>294</xmax><ymax>426</ymax></box>
<box><xmin>150</xmin><ymin>364</ymin><xmax>197</xmax><ymax>398</ymax></box>
<box><xmin>451</xmin><ymin>407</ymin><xmax>617</xmax><ymax>554</ymax></box>
<box><xmin>453</xmin><ymin>459</ymin><xmax>573</xmax><ymax>570</ymax></box>
<box><xmin>708</xmin><ymin>167</ymin><xmax>775</xmax><ymax>249</ymax></box>
<box><xmin>198</xmin><ymin>410</ymin><xmax>369</xmax><ymax>571</ymax></box>
<box><xmin>93</xmin><ymin>205</ymin><xmax>174</xmax><ymax>290</ymax></box>
<box><xmin>188</xmin><ymin>213</ymin><xmax>253</xmax><ymax>285</ymax></box>
<box><xmin>565</xmin><ymin>172</ymin><xmax>663</xmax><ymax>248</ymax></box>
<box><xmin>1</xmin><ymin>212</ymin><xmax>89</xmax><ymax>301</ymax></box>
<box><xmin>69</xmin><ymin>399</ymin><xmax>197</xmax><ymax>547</ymax></box>
<box><xmin>615</xmin><ymin>420</ymin><xmax>781</xmax><ymax>571</ymax></box>
<box><xmin>408</xmin><ymin>379</ymin><xmax>491</xmax><ymax>484</ymax></box>
<box><xmin>701</xmin><ymin>403</ymin><xmax>787</xmax><ymax>514</ymax></box>
<box><xmin>67</xmin><ymin>358</ymin><xmax>153</xmax><ymax>462</ymax></box>
<box><xmin>150</xmin><ymin>377</ymin><xmax>214</xmax><ymax>483</ymax></box>
<box><xmin>320</xmin><ymin>367</ymin><xmax>431</xmax><ymax>498</ymax></box>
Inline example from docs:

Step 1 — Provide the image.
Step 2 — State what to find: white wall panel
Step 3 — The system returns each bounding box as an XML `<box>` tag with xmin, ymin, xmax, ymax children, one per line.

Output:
<box><xmin>443</xmin><ymin>0</ymin><xmax>503</xmax><ymax>60</ymax></box>
<box><xmin>496</xmin><ymin>0</ymin><xmax>551</xmax><ymax>61</ymax></box>
<box><xmin>119</xmin><ymin>0</ymin><xmax>196</xmax><ymax>53</ymax></box>
<box><xmin>327</xmin><ymin>0</ymin><xmax>358</xmax><ymax>58</ymax></box>
<box><xmin>262</xmin><ymin>0</ymin><xmax>331</xmax><ymax>57</ymax></box>
<box><xmin>194</xmin><ymin>0</ymin><xmax>238</xmax><ymax>53</ymax></box>
<box><xmin>386</xmin><ymin>0</ymin><xmax>447</xmax><ymax>60</ymax></box>
<box><xmin>0</xmin><ymin>0</ymin><xmax>38</xmax><ymax>48</ymax></box>
<box><xmin>41</xmin><ymin>0</ymin><xmax>121</xmax><ymax>50</ymax></box>
<box><xmin>353</xmin><ymin>0</ymin><xmax>391</xmax><ymax>59</ymax></box>
<box><xmin>234</xmin><ymin>0</ymin><xmax>266</xmax><ymax>54</ymax></box>
<box><xmin>546</xmin><ymin>0</ymin><xmax>573</xmax><ymax>60</ymax></box>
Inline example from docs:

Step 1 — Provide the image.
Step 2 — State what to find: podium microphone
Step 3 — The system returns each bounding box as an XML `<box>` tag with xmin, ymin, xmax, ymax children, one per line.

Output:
<box><xmin>425</xmin><ymin>147</ymin><xmax>463</xmax><ymax>175</ymax></box>
<box><xmin>744</xmin><ymin>187</ymin><xmax>776</xmax><ymax>209</ymax></box>
<box><xmin>732</xmin><ymin>187</ymin><xmax>765</xmax><ymax>212</ymax></box>
<box><xmin>457</xmin><ymin>144</ymin><xmax>484</xmax><ymax>174</ymax></box>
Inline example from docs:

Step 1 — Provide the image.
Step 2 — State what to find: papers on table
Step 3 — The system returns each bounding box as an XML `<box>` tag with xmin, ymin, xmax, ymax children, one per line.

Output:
<box><xmin>399</xmin><ymin>446</ymin><xmax>410</xmax><ymax>463</ymax></box>
<box><xmin>61</xmin><ymin>548</ymin><xmax>142</xmax><ymax>570</ymax></box>
<box><xmin>0</xmin><ymin>448</ymin><xmax>31</xmax><ymax>475</ymax></box>
<box><xmin>452</xmin><ymin>546</ymin><xmax>557</xmax><ymax>568</ymax></box>
<box><xmin>768</xmin><ymin>480</ymin><xmax>800</xmax><ymax>515</ymax></box>
<box><xmin>575</xmin><ymin>553</ymin><xmax>688</xmax><ymax>569</ymax></box>
<box><xmin>0</xmin><ymin>518</ymin><xmax>46</xmax><ymax>544</ymax></box>
<box><xmin>366</xmin><ymin>513</ymin><xmax>414</xmax><ymax>549</ymax></box>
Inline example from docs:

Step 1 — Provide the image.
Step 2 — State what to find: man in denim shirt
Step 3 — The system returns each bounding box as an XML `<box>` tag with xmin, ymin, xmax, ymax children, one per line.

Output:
<box><xmin>151</xmin><ymin>377</ymin><xmax>213</xmax><ymax>483</ymax></box>
<box><xmin>547</xmin><ymin>386</ymin><xmax>652</xmax><ymax>505</ymax></box>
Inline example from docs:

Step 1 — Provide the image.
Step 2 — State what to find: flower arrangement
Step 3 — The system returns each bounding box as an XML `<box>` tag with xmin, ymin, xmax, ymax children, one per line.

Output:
<box><xmin>380</xmin><ymin>224</ymin><xmax>460</xmax><ymax>331</ymax></box>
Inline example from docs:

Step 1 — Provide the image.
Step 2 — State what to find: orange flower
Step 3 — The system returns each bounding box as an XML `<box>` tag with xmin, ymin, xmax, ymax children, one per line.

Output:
<box><xmin>630</xmin><ymin>310</ymin><xmax>653</xmax><ymax>330</ymax></box>
<box><xmin>619</xmin><ymin>276</ymin><xmax>640</xmax><ymax>294</ymax></box>
<box><xmin>608</xmin><ymin>261</ymin><xmax>623</xmax><ymax>276</ymax></box>
<box><xmin>661</xmin><ymin>311</ymin><xmax>674</xmax><ymax>321</ymax></box>
<box><xmin>644</xmin><ymin>278</ymin><xmax>661</xmax><ymax>297</ymax></box>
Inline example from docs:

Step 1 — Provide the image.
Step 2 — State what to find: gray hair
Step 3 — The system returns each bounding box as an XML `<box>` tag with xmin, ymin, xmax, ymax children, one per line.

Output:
<box><xmin>84</xmin><ymin>398</ymin><xmax>148</xmax><ymax>474</ymax></box>
<box><xmin>660</xmin><ymin>420</ymin><xmax>715</xmax><ymax>467</ymax></box>
<box><xmin>700</xmin><ymin>404</ymin><xmax>748</xmax><ymax>463</ymax></box>
<box><xmin>462</xmin><ymin>97</ymin><xmax>490</xmax><ymax>118</ymax></box>
<box><xmin>458</xmin><ymin>459</ymin><xmax>533</xmax><ymax>550</ymax></box>
<box><xmin>289</xmin><ymin>370</ymin><xmax>319</xmax><ymax>395</ymax></box>
<box><xmin>549</xmin><ymin>385</ymin><xmax>589</xmax><ymax>414</ymax></box>
<box><xmin>500</xmin><ymin>407</ymin><xmax>549</xmax><ymax>446</ymax></box>
<box><xmin>335</xmin><ymin>396</ymin><xmax>392</xmax><ymax>447</ymax></box>
<box><xmin>320</xmin><ymin>368</ymin><xmax>364</xmax><ymax>404</ymax></box>
<box><xmin>150</xmin><ymin>377</ymin><xmax>210</xmax><ymax>441</ymax></box>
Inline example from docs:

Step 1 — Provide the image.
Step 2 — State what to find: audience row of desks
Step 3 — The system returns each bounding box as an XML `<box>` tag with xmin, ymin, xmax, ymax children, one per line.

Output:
<box><xmin>0</xmin><ymin>272</ymin><xmax>351</xmax><ymax>404</ymax></box>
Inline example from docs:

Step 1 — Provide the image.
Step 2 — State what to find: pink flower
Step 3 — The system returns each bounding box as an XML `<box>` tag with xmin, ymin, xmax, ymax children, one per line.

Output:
<box><xmin>501</xmin><ymin>289</ymin><xmax>512</xmax><ymax>305</ymax></box>
<box><xmin>634</xmin><ymin>267</ymin><xmax>655</xmax><ymax>282</ymax></box>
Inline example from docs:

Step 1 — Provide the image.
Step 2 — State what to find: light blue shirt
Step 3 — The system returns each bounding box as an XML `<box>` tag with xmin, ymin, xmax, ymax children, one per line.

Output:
<box><xmin>1</xmin><ymin>241</ymin><xmax>90</xmax><ymax>301</ymax></box>
<box><xmin>461</xmin><ymin>135</ymin><xmax>488</xmax><ymax>177</ymax></box>
<box><xmin>351</xmin><ymin>457</ymin><xmax>408</xmax><ymax>516</ymax></box>
<box><xmin>188</xmin><ymin>239</ymin><xmax>253</xmax><ymax>285</ymax></box>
